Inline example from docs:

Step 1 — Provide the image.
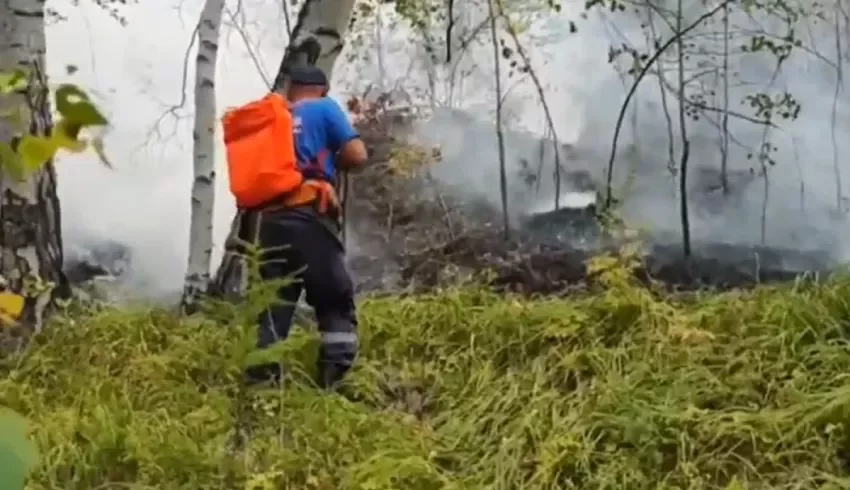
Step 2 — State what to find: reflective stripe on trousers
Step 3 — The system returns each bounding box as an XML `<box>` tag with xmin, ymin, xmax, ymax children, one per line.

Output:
<box><xmin>321</xmin><ymin>331</ymin><xmax>357</xmax><ymax>344</ymax></box>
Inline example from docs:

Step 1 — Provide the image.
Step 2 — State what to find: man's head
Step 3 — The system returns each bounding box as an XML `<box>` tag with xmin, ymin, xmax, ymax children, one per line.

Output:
<box><xmin>283</xmin><ymin>64</ymin><xmax>329</xmax><ymax>101</ymax></box>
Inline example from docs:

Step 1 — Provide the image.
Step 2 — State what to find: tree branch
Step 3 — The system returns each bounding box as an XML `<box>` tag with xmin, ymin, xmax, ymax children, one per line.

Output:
<box><xmin>603</xmin><ymin>0</ymin><xmax>733</xmax><ymax>210</ymax></box>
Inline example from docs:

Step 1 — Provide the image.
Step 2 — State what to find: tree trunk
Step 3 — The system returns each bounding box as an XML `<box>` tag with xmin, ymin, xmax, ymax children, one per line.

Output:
<box><xmin>210</xmin><ymin>0</ymin><xmax>357</xmax><ymax>300</ymax></box>
<box><xmin>181</xmin><ymin>0</ymin><xmax>225</xmax><ymax>313</ymax></box>
<box><xmin>272</xmin><ymin>0</ymin><xmax>357</xmax><ymax>88</ymax></box>
<box><xmin>0</xmin><ymin>0</ymin><xmax>69</xmax><ymax>336</ymax></box>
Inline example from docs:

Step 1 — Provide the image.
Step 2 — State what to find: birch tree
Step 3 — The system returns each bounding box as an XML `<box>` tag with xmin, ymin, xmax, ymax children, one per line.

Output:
<box><xmin>181</xmin><ymin>0</ymin><xmax>226</xmax><ymax>313</ymax></box>
<box><xmin>211</xmin><ymin>0</ymin><xmax>358</xmax><ymax>300</ymax></box>
<box><xmin>0</xmin><ymin>0</ymin><xmax>67</xmax><ymax>332</ymax></box>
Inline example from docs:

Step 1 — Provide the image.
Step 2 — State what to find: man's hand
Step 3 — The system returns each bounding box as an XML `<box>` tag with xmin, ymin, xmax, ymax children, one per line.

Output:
<box><xmin>345</xmin><ymin>96</ymin><xmax>367</xmax><ymax>125</ymax></box>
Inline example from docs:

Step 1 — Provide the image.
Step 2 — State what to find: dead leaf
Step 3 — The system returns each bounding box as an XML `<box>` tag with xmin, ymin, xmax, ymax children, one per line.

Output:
<box><xmin>0</xmin><ymin>292</ymin><xmax>25</xmax><ymax>326</ymax></box>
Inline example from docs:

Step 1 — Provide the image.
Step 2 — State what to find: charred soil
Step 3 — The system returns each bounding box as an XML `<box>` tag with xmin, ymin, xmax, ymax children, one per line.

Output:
<box><xmin>347</xmin><ymin>101</ymin><xmax>834</xmax><ymax>295</ymax></box>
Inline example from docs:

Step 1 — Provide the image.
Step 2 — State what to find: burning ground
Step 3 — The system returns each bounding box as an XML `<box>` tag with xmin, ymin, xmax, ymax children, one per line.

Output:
<box><xmin>344</xmin><ymin>98</ymin><xmax>839</xmax><ymax>296</ymax></box>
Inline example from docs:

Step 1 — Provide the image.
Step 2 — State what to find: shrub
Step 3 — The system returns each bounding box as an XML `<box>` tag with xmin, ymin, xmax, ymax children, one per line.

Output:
<box><xmin>3</xmin><ymin>269</ymin><xmax>850</xmax><ymax>488</ymax></box>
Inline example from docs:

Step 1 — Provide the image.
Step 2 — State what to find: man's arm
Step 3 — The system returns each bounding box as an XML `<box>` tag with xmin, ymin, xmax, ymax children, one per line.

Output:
<box><xmin>323</xmin><ymin>98</ymin><xmax>368</xmax><ymax>171</ymax></box>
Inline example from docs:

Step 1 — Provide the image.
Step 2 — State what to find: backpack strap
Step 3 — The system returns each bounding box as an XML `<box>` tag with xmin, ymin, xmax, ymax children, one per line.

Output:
<box><xmin>299</xmin><ymin>149</ymin><xmax>334</xmax><ymax>184</ymax></box>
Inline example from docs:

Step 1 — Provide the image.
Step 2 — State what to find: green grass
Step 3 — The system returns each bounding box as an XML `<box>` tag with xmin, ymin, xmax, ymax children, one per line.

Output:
<box><xmin>4</xmin><ymin>263</ymin><xmax>850</xmax><ymax>489</ymax></box>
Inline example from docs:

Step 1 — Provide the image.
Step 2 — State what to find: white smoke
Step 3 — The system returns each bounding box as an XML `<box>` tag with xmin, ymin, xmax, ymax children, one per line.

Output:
<box><xmin>46</xmin><ymin>0</ymin><xmax>850</xmax><ymax>301</ymax></box>
<box><xmin>337</xmin><ymin>1</ymin><xmax>850</xmax><ymax>258</ymax></box>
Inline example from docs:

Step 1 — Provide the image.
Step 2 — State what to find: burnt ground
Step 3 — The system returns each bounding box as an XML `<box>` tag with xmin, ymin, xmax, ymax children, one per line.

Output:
<box><xmin>344</xmin><ymin>97</ymin><xmax>836</xmax><ymax>296</ymax></box>
<box><xmin>347</xmin><ymin>225</ymin><xmax>833</xmax><ymax>296</ymax></box>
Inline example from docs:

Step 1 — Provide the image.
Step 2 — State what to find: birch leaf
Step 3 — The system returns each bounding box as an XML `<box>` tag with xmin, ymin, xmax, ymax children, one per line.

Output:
<box><xmin>17</xmin><ymin>135</ymin><xmax>57</xmax><ymax>172</ymax></box>
<box><xmin>0</xmin><ymin>408</ymin><xmax>39</xmax><ymax>490</ymax></box>
<box><xmin>0</xmin><ymin>70</ymin><xmax>27</xmax><ymax>94</ymax></box>
<box><xmin>54</xmin><ymin>84</ymin><xmax>108</xmax><ymax>127</ymax></box>
<box><xmin>0</xmin><ymin>292</ymin><xmax>25</xmax><ymax>326</ymax></box>
<box><xmin>52</xmin><ymin>119</ymin><xmax>88</xmax><ymax>153</ymax></box>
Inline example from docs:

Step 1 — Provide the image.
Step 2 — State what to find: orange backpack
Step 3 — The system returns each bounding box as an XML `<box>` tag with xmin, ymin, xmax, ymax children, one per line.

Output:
<box><xmin>222</xmin><ymin>93</ymin><xmax>303</xmax><ymax>209</ymax></box>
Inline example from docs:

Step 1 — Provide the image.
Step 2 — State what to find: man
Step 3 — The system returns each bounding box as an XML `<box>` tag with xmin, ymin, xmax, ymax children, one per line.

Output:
<box><xmin>244</xmin><ymin>64</ymin><xmax>368</xmax><ymax>390</ymax></box>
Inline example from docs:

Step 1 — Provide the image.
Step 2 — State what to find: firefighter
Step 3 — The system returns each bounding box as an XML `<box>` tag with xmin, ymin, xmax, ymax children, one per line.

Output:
<box><xmin>225</xmin><ymin>64</ymin><xmax>368</xmax><ymax>389</ymax></box>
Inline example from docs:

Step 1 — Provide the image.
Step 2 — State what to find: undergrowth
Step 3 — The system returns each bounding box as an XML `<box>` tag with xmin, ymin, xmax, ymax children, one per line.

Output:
<box><xmin>3</xmin><ymin>252</ymin><xmax>850</xmax><ymax>489</ymax></box>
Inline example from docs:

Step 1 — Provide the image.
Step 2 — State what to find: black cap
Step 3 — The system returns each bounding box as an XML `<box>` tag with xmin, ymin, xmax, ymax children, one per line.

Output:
<box><xmin>288</xmin><ymin>64</ymin><xmax>328</xmax><ymax>87</ymax></box>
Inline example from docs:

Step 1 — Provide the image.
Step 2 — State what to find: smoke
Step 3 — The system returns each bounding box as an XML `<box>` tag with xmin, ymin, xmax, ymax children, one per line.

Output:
<box><xmin>338</xmin><ymin>1</ymin><xmax>850</xmax><ymax>262</ymax></box>
<box><xmin>47</xmin><ymin>0</ymin><xmax>288</xmax><ymax>299</ymax></box>
<box><xmin>44</xmin><ymin>0</ymin><xmax>850</xmax><ymax>301</ymax></box>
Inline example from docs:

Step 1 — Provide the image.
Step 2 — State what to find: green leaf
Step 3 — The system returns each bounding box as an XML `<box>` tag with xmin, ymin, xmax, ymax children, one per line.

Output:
<box><xmin>17</xmin><ymin>135</ymin><xmax>58</xmax><ymax>172</ymax></box>
<box><xmin>0</xmin><ymin>70</ymin><xmax>28</xmax><ymax>94</ymax></box>
<box><xmin>0</xmin><ymin>408</ymin><xmax>39</xmax><ymax>490</ymax></box>
<box><xmin>50</xmin><ymin>119</ymin><xmax>113</xmax><ymax>168</ymax></box>
<box><xmin>54</xmin><ymin>84</ymin><xmax>108</xmax><ymax>127</ymax></box>
<box><xmin>52</xmin><ymin>119</ymin><xmax>87</xmax><ymax>153</ymax></box>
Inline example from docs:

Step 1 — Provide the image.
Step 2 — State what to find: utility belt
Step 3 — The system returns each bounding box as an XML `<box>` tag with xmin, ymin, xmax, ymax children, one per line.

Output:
<box><xmin>273</xmin><ymin>178</ymin><xmax>341</xmax><ymax>220</ymax></box>
<box><xmin>231</xmin><ymin>178</ymin><xmax>343</xmax><ymax>256</ymax></box>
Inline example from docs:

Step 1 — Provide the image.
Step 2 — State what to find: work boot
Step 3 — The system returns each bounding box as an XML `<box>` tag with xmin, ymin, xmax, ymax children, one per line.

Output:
<box><xmin>243</xmin><ymin>362</ymin><xmax>283</xmax><ymax>388</ymax></box>
<box><xmin>316</xmin><ymin>363</ymin><xmax>347</xmax><ymax>391</ymax></box>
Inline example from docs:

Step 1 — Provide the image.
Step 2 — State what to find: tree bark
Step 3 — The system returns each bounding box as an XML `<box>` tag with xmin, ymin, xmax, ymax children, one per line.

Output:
<box><xmin>181</xmin><ymin>0</ymin><xmax>225</xmax><ymax>313</ymax></box>
<box><xmin>0</xmin><ymin>0</ymin><xmax>69</xmax><ymax>336</ymax></box>
<box><xmin>272</xmin><ymin>0</ymin><xmax>357</xmax><ymax>88</ymax></box>
<box><xmin>210</xmin><ymin>0</ymin><xmax>357</xmax><ymax>300</ymax></box>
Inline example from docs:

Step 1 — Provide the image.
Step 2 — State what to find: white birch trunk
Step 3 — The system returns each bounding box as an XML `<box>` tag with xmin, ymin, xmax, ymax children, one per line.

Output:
<box><xmin>211</xmin><ymin>0</ymin><xmax>357</xmax><ymax>300</ymax></box>
<box><xmin>272</xmin><ymin>0</ymin><xmax>357</xmax><ymax>86</ymax></box>
<box><xmin>0</xmin><ymin>0</ymin><xmax>68</xmax><ymax>339</ymax></box>
<box><xmin>180</xmin><ymin>0</ymin><xmax>225</xmax><ymax>313</ymax></box>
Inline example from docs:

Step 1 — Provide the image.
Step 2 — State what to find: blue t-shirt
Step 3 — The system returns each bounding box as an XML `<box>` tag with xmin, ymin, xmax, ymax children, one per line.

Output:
<box><xmin>291</xmin><ymin>97</ymin><xmax>359</xmax><ymax>183</ymax></box>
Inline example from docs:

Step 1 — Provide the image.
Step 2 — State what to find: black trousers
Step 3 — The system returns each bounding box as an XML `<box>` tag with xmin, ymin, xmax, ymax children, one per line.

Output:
<box><xmin>251</xmin><ymin>207</ymin><xmax>358</xmax><ymax>383</ymax></box>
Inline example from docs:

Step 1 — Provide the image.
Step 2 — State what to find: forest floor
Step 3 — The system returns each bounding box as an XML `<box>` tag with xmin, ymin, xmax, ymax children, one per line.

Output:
<box><xmin>4</xmin><ymin>254</ymin><xmax>850</xmax><ymax>489</ymax></box>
